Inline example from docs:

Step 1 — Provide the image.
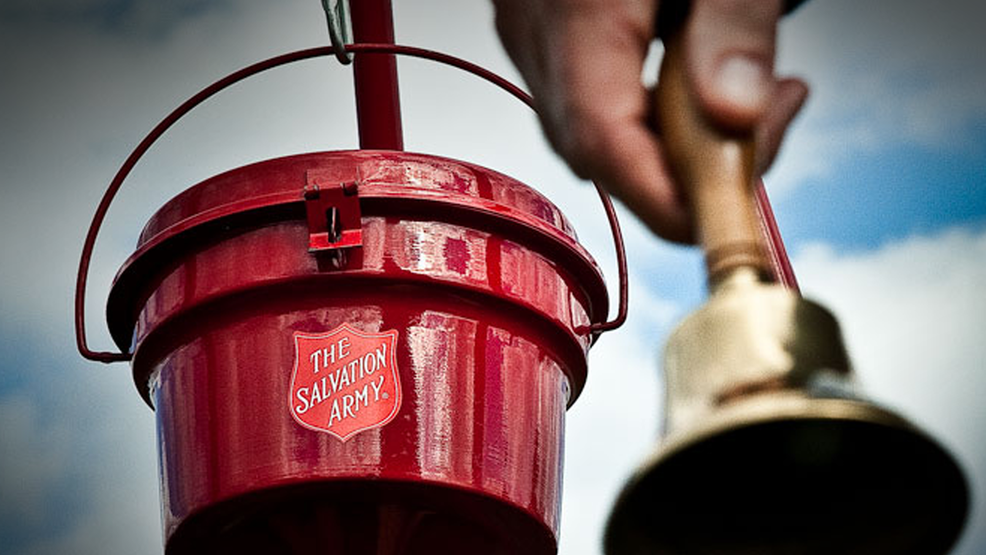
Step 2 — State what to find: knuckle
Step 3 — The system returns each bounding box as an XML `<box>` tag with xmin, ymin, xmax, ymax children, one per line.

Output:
<box><xmin>550</xmin><ymin>110</ymin><xmax>615</xmax><ymax>179</ymax></box>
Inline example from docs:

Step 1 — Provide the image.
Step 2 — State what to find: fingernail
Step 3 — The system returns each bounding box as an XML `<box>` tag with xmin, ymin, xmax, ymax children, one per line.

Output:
<box><xmin>716</xmin><ymin>55</ymin><xmax>769</xmax><ymax>111</ymax></box>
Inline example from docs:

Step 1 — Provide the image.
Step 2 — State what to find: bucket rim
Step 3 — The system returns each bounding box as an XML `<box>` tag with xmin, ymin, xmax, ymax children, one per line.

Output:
<box><xmin>106</xmin><ymin>150</ymin><xmax>610</xmax><ymax>355</ymax></box>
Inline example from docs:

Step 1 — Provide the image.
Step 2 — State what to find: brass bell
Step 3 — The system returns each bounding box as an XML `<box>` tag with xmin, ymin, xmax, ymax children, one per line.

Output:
<box><xmin>603</xmin><ymin>267</ymin><xmax>969</xmax><ymax>555</ymax></box>
<box><xmin>605</xmin><ymin>18</ymin><xmax>969</xmax><ymax>555</ymax></box>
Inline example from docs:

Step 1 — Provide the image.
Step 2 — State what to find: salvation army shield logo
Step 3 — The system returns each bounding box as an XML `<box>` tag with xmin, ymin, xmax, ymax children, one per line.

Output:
<box><xmin>290</xmin><ymin>324</ymin><xmax>401</xmax><ymax>441</ymax></box>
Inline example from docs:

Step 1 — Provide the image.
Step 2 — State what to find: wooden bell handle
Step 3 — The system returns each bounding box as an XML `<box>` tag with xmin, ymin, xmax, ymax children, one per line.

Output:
<box><xmin>656</xmin><ymin>33</ymin><xmax>769</xmax><ymax>284</ymax></box>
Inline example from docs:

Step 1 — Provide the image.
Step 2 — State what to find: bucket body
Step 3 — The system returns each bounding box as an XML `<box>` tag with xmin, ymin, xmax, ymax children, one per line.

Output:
<box><xmin>107</xmin><ymin>151</ymin><xmax>607</xmax><ymax>554</ymax></box>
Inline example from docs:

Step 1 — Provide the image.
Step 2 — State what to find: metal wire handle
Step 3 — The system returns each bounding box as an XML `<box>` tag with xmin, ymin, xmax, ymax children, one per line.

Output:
<box><xmin>75</xmin><ymin>43</ymin><xmax>630</xmax><ymax>362</ymax></box>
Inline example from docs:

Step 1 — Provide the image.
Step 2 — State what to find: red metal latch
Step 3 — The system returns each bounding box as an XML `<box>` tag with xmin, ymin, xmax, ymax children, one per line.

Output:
<box><xmin>304</xmin><ymin>171</ymin><xmax>362</xmax><ymax>254</ymax></box>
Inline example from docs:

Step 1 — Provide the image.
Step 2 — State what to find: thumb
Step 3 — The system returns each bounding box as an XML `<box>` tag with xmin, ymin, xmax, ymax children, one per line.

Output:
<box><xmin>683</xmin><ymin>0</ymin><xmax>785</xmax><ymax>131</ymax></box>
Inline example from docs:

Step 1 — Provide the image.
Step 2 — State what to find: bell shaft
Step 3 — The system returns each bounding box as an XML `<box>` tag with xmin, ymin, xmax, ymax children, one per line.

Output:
<box><xmin>655</xmin><ymin>31</ymin><xmax>768</xmax><ymax>286</ymax></box>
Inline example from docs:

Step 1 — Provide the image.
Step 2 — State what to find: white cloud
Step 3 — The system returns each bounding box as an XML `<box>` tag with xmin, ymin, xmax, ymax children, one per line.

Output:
<box><xmin>560</xmin><ymin>274</ymin><xmax>682</xmax><ymax>555</ymax></box>
<box><xmin>0</xmin><ymin>352</ymin><xmax>161</xmax><ymax>555</ymax></box>
<box><xmin>769</xmin><ymin>0</ymin><xmax>986</xmax><ymax>194</ymax></box>
<box><xmin>561</xmin><ymin>225</ymin><xmax>986</xmax><ymax>555</ymax></box>
<box><xmin>0</xmin><ymin>396</ymin><xmax>73</xmax><ymax>529</ymax></box>
<box><xmin>794</xmin><ymin>224</ymin><xmax>986</xmax><ymax>554</ymax></box>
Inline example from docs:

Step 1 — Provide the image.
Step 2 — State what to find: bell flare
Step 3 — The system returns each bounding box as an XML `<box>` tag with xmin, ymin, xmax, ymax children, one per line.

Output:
<box><xmin>604</xmin><ymin>396</ymin><xmax>968</xmax><ymax>555</ymax></box>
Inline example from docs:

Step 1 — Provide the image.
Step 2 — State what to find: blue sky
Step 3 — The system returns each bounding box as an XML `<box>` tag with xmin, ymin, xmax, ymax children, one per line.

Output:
<box><xmin>1</xmin><ymin>1</ymin><xmax>984</xmax><ymax>554</ymax></box>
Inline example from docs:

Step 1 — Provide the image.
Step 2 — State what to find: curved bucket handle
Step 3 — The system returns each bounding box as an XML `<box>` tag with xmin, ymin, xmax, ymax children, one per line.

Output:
<box><xmin>75</xmin><ymin>43</ymin><xmax>630</xmax><ymax>363</ymax></box>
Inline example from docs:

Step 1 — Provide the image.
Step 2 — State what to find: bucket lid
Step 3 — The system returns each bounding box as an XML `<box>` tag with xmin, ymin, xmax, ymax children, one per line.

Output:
<box><xmin>107</xmin><ymin>150</ymin><xmax>609</xmax><ymax>353</ymax></box>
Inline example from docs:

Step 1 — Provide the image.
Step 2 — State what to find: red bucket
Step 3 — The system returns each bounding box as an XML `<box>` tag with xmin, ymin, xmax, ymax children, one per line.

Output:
<box><xmin>103</xmin><ymin>150</ymin><xmax>609</xmax><ymax>553</ymax></box>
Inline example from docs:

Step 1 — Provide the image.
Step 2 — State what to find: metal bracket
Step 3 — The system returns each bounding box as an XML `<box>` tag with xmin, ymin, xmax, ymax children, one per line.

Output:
<box><xmin>304</xmin><ymin>172</ymin><xmax>362</xmax><ymax>258</ymax></box>
<box><xmin>321</xmin><ymin>0</ymin><xmax>353</xmax><ymax>64</ymax></box>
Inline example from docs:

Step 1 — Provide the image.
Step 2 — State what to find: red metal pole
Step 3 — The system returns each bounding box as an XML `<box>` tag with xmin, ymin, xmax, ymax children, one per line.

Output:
<box><xmin>350</xmin><ymin>0</ymin><xmax>404</xmax><ymax>150</ymax></box>
<box><xmin>755</xmin><ymin>183</ymin><xmax>800</xmax><ymax>292</ymax></box>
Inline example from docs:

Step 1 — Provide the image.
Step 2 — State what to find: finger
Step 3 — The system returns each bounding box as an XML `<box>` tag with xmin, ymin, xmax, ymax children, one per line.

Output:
<box><xmin>532</xmin><ymin>1</ymin><xmax>654</xmax><ymax>172</ymax></box>
<box><xmin>591</xmin><ymin>122</ymin><xmax>695</xmax><ymax>244</ymax></box>
<box><xmin>534</xmin><ymin>3</ymin><xmax>695</xmax><ymax>242</ymax></box>
<box><xmin>494</xmin><ymin>0</ymin><xmax>695</xmax><ymax>242</ymax></box>
<box><xmin>492</xmin><ymin>0</ymin><xmax>546</xmax><ymax>85</ymax></box>
<box><xmin>685</xmin><ymin>0</ymin><xmax>786</xmax><ymax>130</ymax></box>
<box><xmin>755</xmin><ymin>76</ymin><xmax>809</xmax><ymax>173</ymax></box>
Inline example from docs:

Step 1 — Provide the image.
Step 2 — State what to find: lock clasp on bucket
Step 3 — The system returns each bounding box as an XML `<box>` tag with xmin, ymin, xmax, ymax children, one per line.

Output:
<box><xmin>304</xmin><ymin>172</ymin><xmax>362</xmax><ymax>259</ymax></box>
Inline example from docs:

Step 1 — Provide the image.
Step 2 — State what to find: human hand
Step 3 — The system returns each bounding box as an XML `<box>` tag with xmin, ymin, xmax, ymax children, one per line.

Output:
<box><xmin>492</xmin><ymin>0</ymin><xmax>808</xmax><ymax>243</ymax></box>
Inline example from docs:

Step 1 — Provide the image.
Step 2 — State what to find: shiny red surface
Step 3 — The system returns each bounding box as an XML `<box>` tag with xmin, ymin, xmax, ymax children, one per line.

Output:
<box><xmin>350</xmin><ymin>0</ymin><xmax>403</xmax><ymax>150</ymax></box>
<box><xmin>755</xmin><ymin>182</ymin><xmax>800</xmax><ymax>291</ymax></box>
<box><xmin>109</xmin><ymin>151</ymin><xmax>607</xmax><ymax>554</ymax></box>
